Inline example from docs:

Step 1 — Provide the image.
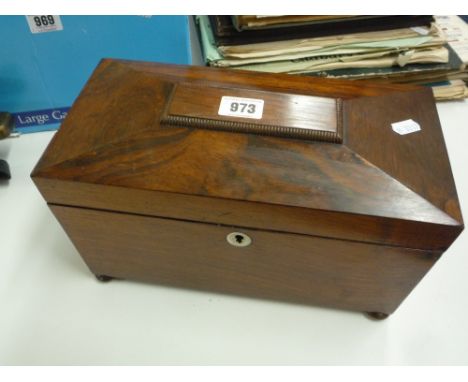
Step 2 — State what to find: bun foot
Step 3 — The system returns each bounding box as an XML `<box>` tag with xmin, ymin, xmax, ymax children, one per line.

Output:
<box><xmin>365</xmin><ymin>311</ymin><xmax>389</xmax><ymax>320</ymax></box>
<box><xmin>0</xmin><ymin>159</ymin><xmax>11</xmax><ymax>180</ymax></box>
<box><xmin>95</xmin><ymin>274</ymin><xmax>114</xmax><ymax>282</ymax></box>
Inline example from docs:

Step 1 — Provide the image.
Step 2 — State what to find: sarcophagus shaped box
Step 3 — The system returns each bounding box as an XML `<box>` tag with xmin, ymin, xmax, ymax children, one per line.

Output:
<box><xmin>31</xmin><ymin>59</ymin><xmax>463</xmax><ymax>318</ymax></box>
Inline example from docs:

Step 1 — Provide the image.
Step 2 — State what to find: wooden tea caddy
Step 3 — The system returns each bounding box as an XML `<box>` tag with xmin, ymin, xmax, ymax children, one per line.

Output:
<box><xmin>31</xmin><ymin>59</ymin><xmax>463</xmax><ymax>318</ymax></box>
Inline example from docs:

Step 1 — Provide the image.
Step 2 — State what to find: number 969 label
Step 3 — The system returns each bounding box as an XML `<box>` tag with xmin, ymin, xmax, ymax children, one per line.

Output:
<box><xmin>218</xmin><ymin>96</ymin><xmax>264</xmax><ymax>120</ymax></box>
<box><xmin>26</xmin><ymin>15</ymin><xmax>63</xmax><ymax>34</ymax></box>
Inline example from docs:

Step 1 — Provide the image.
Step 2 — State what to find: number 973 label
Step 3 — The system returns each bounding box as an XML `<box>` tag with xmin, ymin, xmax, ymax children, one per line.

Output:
<box><xmin>218</xmin><ymin>96</ymin><xmax>264</xmax><ymax>120</ymax></box>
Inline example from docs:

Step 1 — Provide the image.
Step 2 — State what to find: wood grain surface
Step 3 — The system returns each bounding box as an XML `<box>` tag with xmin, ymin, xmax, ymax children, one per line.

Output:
<box><xmin>165</xmin><ymin>83</ymin><xmax>339</xmax><ymax>137</ymax></box>
<box><xmin>51</xmin><ymin>205</ymin><xmax>440</xmax><ymax>315</ymax></box>
<box><xmin>31</xmin><ymin>59</ymin><xmax>463</xmax><ymax>245</ymax></box>
<box><xmin>33</xmin><ymin>177</ymin><xmax>462</xmax><ymax>251</ymax></box>
<box><xmin>31</xmin><ymin>59</ymin><xmax>464</xmax><ymax>315</ymax></box>
<box><xmin>33</xmin><ymin>123</ymin><xmax>461</xmax><ymax>246</ymax></box>
<box><xmin>345</xmin><ymin>90</ymin><xmax>463</xmax><ymax>224</ymax></box>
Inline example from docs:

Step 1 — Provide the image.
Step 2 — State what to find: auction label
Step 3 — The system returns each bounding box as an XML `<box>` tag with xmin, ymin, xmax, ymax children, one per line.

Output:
<box><xmin>218</xmin><ymin>96</ymin><xmax>264</xmax><ymax>120</ymax></box>
<box><xmin>26</xmin><ymin>15</ymin><xmax>63</xmax><ymax>34</ymax></box>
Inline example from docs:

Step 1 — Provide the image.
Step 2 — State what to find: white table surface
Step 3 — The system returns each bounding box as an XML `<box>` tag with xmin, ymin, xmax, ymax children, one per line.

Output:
<box><xmin>1</xmin><ymin>101</ymin><xmax>467</xmax><ymax>365</ymax></box>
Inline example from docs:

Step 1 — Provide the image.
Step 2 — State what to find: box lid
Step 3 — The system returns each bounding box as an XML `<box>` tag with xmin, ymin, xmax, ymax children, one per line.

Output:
<box><xmin>31</xmin><ymin>59</ymin><xmax>464</xmax><ymax>250</ymax></box>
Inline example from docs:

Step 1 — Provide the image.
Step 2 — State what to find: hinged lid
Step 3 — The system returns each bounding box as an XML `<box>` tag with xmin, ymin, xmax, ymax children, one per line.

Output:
<box><xmin>31</xmin><ymin>59</ymin><xmax>463</xmax><ymax>250</ymax></box>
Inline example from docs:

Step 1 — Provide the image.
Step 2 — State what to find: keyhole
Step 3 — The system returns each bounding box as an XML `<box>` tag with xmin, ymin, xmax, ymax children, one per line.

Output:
<box><xmin>226</xmin><ymin>232</ymin><xmax>252</xmax><ymax>247</ymax></box>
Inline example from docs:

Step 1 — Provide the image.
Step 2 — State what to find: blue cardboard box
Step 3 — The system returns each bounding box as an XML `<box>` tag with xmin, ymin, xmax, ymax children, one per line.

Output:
<box><xmin>0</xmin><ymin>16</ymin><xmax>197</xmax><ymax>133</ymax></box>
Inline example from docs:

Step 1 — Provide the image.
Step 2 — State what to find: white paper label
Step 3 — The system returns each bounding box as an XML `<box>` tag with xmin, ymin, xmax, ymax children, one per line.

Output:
<box><xmin>391</xmin><ymin>119</ymin><xmax>421</xmax><ymax>135</ymax></box>
<box><xmin>26</xmin><ymin>15</ymin><xmax>63</xmax><ymax>34</ymax></box>
<box><xmin>411</xmin><ymin>26</ymin><xmax>430</xmax><ymax>36</ymax></box>
<box><xmin>218</xmin><ymin>96</ymin><xmax>264</xmax><ymax>119</ymax></box>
